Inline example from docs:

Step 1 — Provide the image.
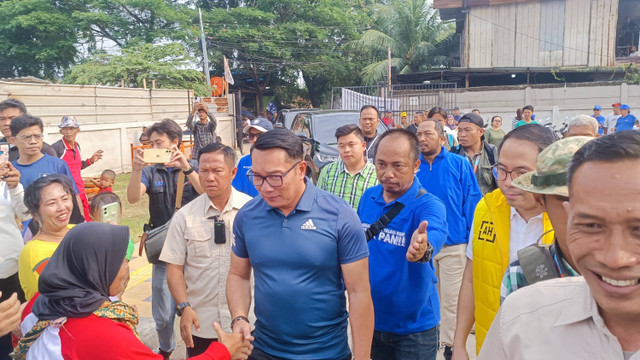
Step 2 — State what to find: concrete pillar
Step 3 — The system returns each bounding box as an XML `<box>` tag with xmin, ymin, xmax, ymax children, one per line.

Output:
<box><xmin>620</xmin><ymin>83</ymin><xmax>629</xmax><ymax>104</ymax></box>
<box><xmin>524</xmin><ymin>86</ymin><xmax>533</xmax><ymax>105</ymax></box>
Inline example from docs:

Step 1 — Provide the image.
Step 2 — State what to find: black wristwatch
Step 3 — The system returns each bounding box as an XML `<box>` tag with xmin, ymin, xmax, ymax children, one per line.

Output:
<box><xmin>176</xmin><ymin>302</ymin><xmax>191</xmax><ymax>316</ymax></box>
<box><xmin>183</xmin><ymin>165</ymin><xmax>195</xmax><ymax>176</ymax></box>
<box><xmin>416</xmin><ymin>242</ymin><xmax>434</xmax><ymax>263</ymax></box>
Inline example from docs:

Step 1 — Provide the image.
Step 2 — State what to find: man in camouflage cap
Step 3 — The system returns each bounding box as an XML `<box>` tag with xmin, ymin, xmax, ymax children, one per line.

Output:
<box><xmin>499</xmin><ymin>136</ymin><xmax>593</xmax><ymax>302</ymax></box>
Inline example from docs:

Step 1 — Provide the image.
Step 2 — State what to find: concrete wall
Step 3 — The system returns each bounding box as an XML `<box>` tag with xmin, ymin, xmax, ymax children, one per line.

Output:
<box><xmin>449</xmin><ymin>81</ymin><xmax>640</xmax><ymax>131</ymax></box>
<box><xmin>0</xmin><ymin>81</ymin><xmax>237</xmax><ymax>176</ymax></box>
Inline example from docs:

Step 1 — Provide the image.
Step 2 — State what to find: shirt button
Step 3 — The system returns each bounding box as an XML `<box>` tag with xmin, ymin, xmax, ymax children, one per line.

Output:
<box><xmin>283</xmin><ymin>219</ymin><xmax>288</xmax><ymax>223</ymax></box>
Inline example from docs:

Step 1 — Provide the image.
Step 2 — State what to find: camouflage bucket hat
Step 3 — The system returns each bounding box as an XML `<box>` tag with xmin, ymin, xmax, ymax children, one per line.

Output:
<box><xmin>512</xmin><ymin>136</ymin><xmax>593</xmax><ymax>197</ymax></box>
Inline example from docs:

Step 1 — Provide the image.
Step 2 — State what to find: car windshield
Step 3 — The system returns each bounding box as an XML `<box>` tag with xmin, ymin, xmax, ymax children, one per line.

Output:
<box><xmin>313</xmin><ymin>114</ymin><xmax>361</xmax><ymax>145</ymax></box>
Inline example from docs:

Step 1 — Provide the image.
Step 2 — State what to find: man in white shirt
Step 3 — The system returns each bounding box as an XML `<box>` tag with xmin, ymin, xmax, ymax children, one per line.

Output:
<box><xmin>604</xmin><ymin>103</ymin><xmax>622</xmax><ymax>134</ymax></box>
<box><xmin>160</xmin><ymin>143</ymin><xmax>252</xmax><ymax>357</ymax></box>
<box><xmin>480</xmin><ymin>130</ymin><xmax>640</xmax><ymax>360</ymax></box>
<box><xmin>451</xmin><ymin>124</ymin><xmax>556</xmax><ymax>359</ymax></box>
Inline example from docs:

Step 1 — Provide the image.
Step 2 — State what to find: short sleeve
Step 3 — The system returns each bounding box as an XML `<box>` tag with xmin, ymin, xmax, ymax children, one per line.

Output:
<box><xmin>336</xmin><ymin>204</ymin><xmax>369</xmax><ymax>264</ymax></box>
<box><xmin>159</xmin><ymin>210</ymin><xmax>187</xmax><ymax>265</ymax></box>
<box><xmin>232</xmin><ymin>209</ymin><xmax>249</xmax><ymax>258</ymax></box>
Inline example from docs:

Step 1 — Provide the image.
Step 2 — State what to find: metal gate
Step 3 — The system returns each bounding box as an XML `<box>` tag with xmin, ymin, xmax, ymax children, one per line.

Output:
<box><xmin>331</xmin><ymin>82</ymin><xmax>458</xmax><ymax>116</ymax></box>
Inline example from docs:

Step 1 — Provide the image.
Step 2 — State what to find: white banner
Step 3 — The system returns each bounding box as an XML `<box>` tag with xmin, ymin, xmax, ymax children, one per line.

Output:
<box><xmin>341</xmin><ymin>88</ymin><xmax>399</xmax><ymax>112</ymax></box>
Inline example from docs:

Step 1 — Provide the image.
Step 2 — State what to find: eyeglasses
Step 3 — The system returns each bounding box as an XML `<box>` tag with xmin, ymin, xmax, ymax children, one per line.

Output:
<box><xmin>494</xmin><ymin>166</ymin><xmax>529</xmax><ymax>182</ymax></box>
<box><xmin>60</xmin><ymin>127</ymin><xmax>78</xmax><ymax>133</ymax></box>
<box><xmin>18</xmin><ymin>134</ymin><xmax>43</xmax><ymax>142</ymax></box>
<box><xmin>247</xmin><ymin>133</ymin><xmax>262</xmax><ymax>140</ymax></box>
<box><xmin>247</xmin><ymin>161</ymin><xmax>302</xmax><ymax>188</ymax></box>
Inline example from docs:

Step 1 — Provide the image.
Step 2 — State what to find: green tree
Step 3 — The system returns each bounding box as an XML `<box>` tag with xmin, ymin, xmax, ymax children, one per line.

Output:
<box><xmin>64</xmin><ymin>43</ymin><xmax>208</xmax><ymax>95</ymax></box>
<box><xmin>0</xmin><ymin>0</ymin><xmax>79</xmax><ymax>79</ymax></box>
<box><xmin>352</xmin><ymin>0</ymin><xmax>456</xmax><ymax>84</ymax></box>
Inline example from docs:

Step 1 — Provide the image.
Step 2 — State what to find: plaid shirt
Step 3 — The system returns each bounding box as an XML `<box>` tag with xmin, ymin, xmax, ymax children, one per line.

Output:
<box><xmin>316</xmin><ymin>160</ymin><xmax>378</xmax><ymax>209</ymax></box>
<box><xmin>500</xmin><ymin>241</ymin><xmax>579</xmax><ymax>303</ymax></box>
<box><xmin>186</xmin><ymin>112</ymin><xmax>217</xmax><ymax>160</ymax></box>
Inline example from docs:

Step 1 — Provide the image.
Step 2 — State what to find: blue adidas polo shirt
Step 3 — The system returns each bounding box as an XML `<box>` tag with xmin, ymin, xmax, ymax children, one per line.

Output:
<box><xmin>232</xmin><ymin>179</ymin><xmax>368</xmax><ymax>359</ymax></box>
<box><xmin>615</xmin><ymin>114</ymin><xmax>637</xmax><ymax>132</ymax></box>
<box><xmin>358</xmin><ymin>176</ymin><xmax>447</xmax><ymax>335</ymax></box>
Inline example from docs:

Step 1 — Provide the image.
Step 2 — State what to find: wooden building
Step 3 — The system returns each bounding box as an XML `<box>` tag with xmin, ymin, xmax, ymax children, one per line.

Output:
<box><xmin>434</xmin><ymin>0</ymin><xmax>640</xmax><ymax>69</ymax></box>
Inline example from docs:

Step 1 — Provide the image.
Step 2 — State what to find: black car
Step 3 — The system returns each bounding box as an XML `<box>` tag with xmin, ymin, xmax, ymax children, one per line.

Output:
<box><xmin>290</xmin><ymin>110</ymin><xmax>388</xmax><ymax>182</ymax></box>
<box><xmin>274</xmin><ymin>108</ymin><xmax>320</xmax><ymax>130</ymax></box>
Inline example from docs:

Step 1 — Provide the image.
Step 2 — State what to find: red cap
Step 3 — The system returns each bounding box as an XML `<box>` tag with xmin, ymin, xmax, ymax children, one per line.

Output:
<box><xmin>612</xmin><ymin>103</ymin><xmax>621</xmax><ymax>108</ymax></box>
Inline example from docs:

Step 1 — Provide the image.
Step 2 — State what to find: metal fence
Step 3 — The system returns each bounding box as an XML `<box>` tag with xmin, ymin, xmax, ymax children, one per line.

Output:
<box><xmin>331</xmin><ymin>82</ymin><xmax>458</xmax><ymax>116</ymax></box>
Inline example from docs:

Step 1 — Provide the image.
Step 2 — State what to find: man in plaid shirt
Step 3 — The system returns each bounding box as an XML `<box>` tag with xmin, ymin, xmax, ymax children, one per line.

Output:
<box><xmin>317</xmin><ymin>124</ymin><xmax>378</xmax><ymax>209</ymax></box>
<box><xmin>186</xmin><ymin>102</ymin><xmax>217</xmax><ymax>160</ymax></box>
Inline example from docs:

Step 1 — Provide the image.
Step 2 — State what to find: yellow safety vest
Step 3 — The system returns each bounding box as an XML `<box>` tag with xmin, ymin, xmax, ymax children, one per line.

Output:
<box><xmin>471</xmin><ymin>189</ymin><xmax>554</xmax><ymax>353</ymax></box>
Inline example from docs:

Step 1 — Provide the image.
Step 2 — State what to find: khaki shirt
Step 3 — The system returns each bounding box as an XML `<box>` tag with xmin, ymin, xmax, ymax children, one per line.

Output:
<box><xmin>160</xmin><ymin>189</ymin><xmax>252</xmax><ymax>338</ymax></box>
<box><xmin>480</xmin><ymin>276</ymin><xmax>640</xmax><ymax>360</ymax></box>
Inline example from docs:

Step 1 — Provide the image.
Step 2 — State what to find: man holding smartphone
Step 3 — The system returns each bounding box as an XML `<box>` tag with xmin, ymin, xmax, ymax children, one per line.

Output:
<box><xmin>160</xmin><ymin>143</ymin><xmax>252</xmax><ymax>357</ymax></box>
<box><xmin>127</xmin><ymin>118</ymin><xmax>203</xmax><ymax>359</ymax></box>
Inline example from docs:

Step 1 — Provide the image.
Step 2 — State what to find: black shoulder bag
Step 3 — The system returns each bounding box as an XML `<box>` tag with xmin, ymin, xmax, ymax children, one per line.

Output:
<box><xmin>365</xmin><ymin>189</ymin><xmax>426</xmax><ymax>241</ymax></box>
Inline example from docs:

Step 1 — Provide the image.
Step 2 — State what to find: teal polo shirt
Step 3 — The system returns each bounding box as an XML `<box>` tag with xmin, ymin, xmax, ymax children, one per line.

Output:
<box><xmin>232</xmin><ymin>179</ymin><xmax>368</xmax><ymax>359</ymax></box>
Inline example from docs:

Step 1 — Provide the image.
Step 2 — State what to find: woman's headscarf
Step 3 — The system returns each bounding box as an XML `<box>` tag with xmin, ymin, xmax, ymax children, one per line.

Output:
<box><xmin>32</xmin><ymin>222</ymin><xmax>129</xmax><ymax>320</ymax></box>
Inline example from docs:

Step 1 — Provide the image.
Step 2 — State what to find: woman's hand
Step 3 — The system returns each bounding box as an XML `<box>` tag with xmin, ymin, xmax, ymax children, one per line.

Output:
<box><xmin>214</xmin><ymin>322</ymin><xmax>253</xmax><ymax>360</ymax></box>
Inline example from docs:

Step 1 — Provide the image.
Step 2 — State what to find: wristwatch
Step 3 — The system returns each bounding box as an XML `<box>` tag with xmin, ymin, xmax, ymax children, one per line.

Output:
<box><xmin>183</xmin><ymin>165</ymin><xmax>195</xmax><ymax>176</ymax></box>
<box><xmin>176</xmin><ymin>302</ymin><xmax>191</xmax><ymax>316</ymax></box>
<box><xmin>416</xmin><ymin>242</ymin><xmax>434</xmax><ymax>263</ymax></box>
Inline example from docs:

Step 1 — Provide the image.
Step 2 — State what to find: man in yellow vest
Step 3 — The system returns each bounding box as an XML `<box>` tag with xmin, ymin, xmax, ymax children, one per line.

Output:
<box><xmin>451</xmin><ymin>124</ymin><xmax>557</xmax><ymax>359</ymax></box>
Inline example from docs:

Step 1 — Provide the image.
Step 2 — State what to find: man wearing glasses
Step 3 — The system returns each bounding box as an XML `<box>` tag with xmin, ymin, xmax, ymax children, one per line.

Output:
<box><xmin>9</xmin><ymin>114</ymin><xmax>82</xmax><ymax>212</ymax></box>
<box><xmin>231</xmin><ymin>117</ymin><xmax>272</xmax><ymax>197</ymax></box>
<box><xmin>452</xmin><ymin>124</ymin><xmax>556</xmax><ymax>359</ymax></box>
<box><xmin>227</xmin><ymin>129</ymin><xmax>374</xmax><ymax>360</ymax></box>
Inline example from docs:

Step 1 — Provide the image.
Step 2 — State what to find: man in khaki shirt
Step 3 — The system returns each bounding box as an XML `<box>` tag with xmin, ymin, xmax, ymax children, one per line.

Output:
<box><xmin>160</xmin><ymin>143</ymin><xmax>252</xmax><ymax>357</ymax></box>
<box><xmin>479</xmin><ymin>131</ymin><xmax>640</xmax><ymax>360</ymax></box>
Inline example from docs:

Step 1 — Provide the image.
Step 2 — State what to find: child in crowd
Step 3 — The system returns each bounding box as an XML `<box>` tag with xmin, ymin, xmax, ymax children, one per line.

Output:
<box><xmin>89</xmin><ymin>169</ymin><xmax>116</xmax><ymax>199</ymax></box>
<box><xmin>89</xmin><ymin>192</ymin><xmax>122</xmax><ymax>224</ymax></box>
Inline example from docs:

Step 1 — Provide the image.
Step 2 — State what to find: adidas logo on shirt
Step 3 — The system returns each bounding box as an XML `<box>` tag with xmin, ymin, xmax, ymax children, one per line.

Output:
<box><xmin>301</xmin><ymin>219</ymin><xmax>317</xmax><ymax>230</ymax></box>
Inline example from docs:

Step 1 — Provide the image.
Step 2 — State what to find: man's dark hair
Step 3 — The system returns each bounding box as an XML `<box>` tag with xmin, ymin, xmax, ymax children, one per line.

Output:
<box><xmin>0</xmin><ymin>99</ymin><xmax>27</xmax><ymax>114</ymax></box>
<box><xmin>335</xmin><ymin>124</ymin><xmax>364</xmax><ymax>142</ymax></box>
<box><xmin>472</xmin><ymin>109</ymin><xmax>480</xmax><ymax>113</ymax></box>
<box><xmin>24</xmin><ymin>174</ymin><xmax>75</xmax><ymax>219</ymax></box>
<box><xmin>497</xmin><ymin>123</ymin><xmax>556</xmax><ymax>155</ymax></box>
<box><xmin>10</xmin><ymin>114</ymin><xmax>43</xmax><ymax>136</ymax></box>
<box><xmin>420</xmin><ymin>118</ymin><xmax>445</xmax><ymax>136</ymax></box>
<box><xmin>251</xmin><ymin>128</ymin><xmax>303</xmax><ymax>161</ymax></box>
<box><xmin>360</xmin><ymin>105</ymin><xmax>379</xmax><ymax>118</ymax></box>
<box><xmin>427</xmin><ymin>107</ymin><xmax>448</xmax><ymax>120</ymax></box>
<box><xmin>147</xmin><ymin>118</ymin><xmax>183</xmax><ymax>146</ymax></box>
<box><xmin>523</xmin><ymin>105</ymin><xmax>534</xmax><ymax>112</ymax></box>
<box><xmin>376</xmin><ymin>129</ymin><xmax>420</xmax><ymax>163</ymax></box>
<box><xmin>101</xmin><ymin>169</ymin><xmax>116</xmax><ymax>181</ymax></box>
<box><xmin>90</xmin><ymin>192</ymin><xmax>121</xmax><ymax>216</ymax></box>
<box><xmin>198</xmin><ymin>142</ymin><xmax>236</xmax><ymax>167</ymax></box>
<box><xmin>568</xmin><ymin>131</ymin><xmax>640</xmax><ymax>190</ymax></box>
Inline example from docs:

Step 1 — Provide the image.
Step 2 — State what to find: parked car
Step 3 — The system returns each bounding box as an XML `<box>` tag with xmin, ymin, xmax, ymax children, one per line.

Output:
<box><xmin>290</xmin><ymin>110</ymin><xmax>388</xmax><ymax>182</ymax></box>
<box><xmin>274</xmin><ymin>108</ymin><xmax>319</xmax><ymax>129</ymax></box>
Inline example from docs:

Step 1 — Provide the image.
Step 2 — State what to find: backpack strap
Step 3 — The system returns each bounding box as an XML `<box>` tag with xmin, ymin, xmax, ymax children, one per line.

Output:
<box><xmin>366</xmin><ymin>188</ymin><xmax>427</xmax><ymax>241</ymax></box>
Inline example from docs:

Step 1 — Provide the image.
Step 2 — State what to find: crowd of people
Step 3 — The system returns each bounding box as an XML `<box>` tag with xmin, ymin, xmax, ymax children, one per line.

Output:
<box><xmin>0</xmin><ymin>97</ymin><xmax>638</xmax><ymax>360</ymax></box>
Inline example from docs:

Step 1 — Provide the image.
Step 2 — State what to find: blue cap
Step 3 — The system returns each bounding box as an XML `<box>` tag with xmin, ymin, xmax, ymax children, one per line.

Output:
<box><xmin>619</xmin><ymin>104</ymin><xmax>631</xmax><ymax>110</ymax></box>
<box><xmin>243</xmin><ymin>117</ymin><xmax>273</xmax><ymax>134</ymax></box>
<box><xmin>593</xmin><ymin>105</ymin><xmax>601</xmax><ymax>111</ymax></box>
<box><xmin>531</xmin><ymin>114</ymin><xmax>536</xmax><ymax>120</ymax></box>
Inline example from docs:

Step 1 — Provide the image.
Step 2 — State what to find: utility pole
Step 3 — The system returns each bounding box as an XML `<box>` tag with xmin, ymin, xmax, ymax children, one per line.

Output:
<box><xmin>199</xmin><ymin>8</ymin><xmax>211</xmax><ymax>95</ymax></box>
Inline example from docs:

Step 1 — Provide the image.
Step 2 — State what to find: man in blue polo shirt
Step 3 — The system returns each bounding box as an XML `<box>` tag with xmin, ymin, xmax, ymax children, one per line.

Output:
<box><xmin>415</xmin><ymin>119</ymin><xmax>481</xmax><ymax>360</ymax></box>
<box><xmin>613</xmin><ymin>104</ymin><xmax>637</xmax><ymax>132</ymax></box>
<box><xmin>227</xmin><ymin>129</ymin><xmax>374</xmax><ymax>360</ymax></box>
<box><xmin>231</xmin><ymin>117</ymin><xmax>273</xmax><ymax>197</ymax></box>
<box><xmin>358</xmin><ymin>128</ymin><xmax>448</xmax><ymax>360</ymax></box>
<box><xmin>592</xmin><ymin>105</ymin><xmax>605</xmax><ymax>135</ymax></box>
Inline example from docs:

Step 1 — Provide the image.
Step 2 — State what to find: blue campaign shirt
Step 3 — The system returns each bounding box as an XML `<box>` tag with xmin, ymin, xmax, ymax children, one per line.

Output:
<box><xmin>357</xmin><ymin>177</ymin><xmax>448</xmax><ymax>335</ymax></box>
<box><xmin>231</xmin><ymin>154</ymin><xmax>258</xmax><ymax>197</ymax></box>
<box><xmin>615</xmin><ymin>114</ymin><xmax>638</xmax><ymax>131</ymax></box>
<box><xmin>232</xmin><ymin>180</ymin><xmax>368</xmax><ymax>359</ymax></box>
<box><xmin>417</xmin><ymin>147</ymin><xmax>481</xmax><ymax>246</ymax></box>
<box><xmin>594</xmin><ymin>114</ymin><xmax>606</xmax><ymax>135</ymax></box>
<box><xmin>13</xmin><ymin>154</ymin><xmax>79</xmax><ymax>193</ymax></box>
